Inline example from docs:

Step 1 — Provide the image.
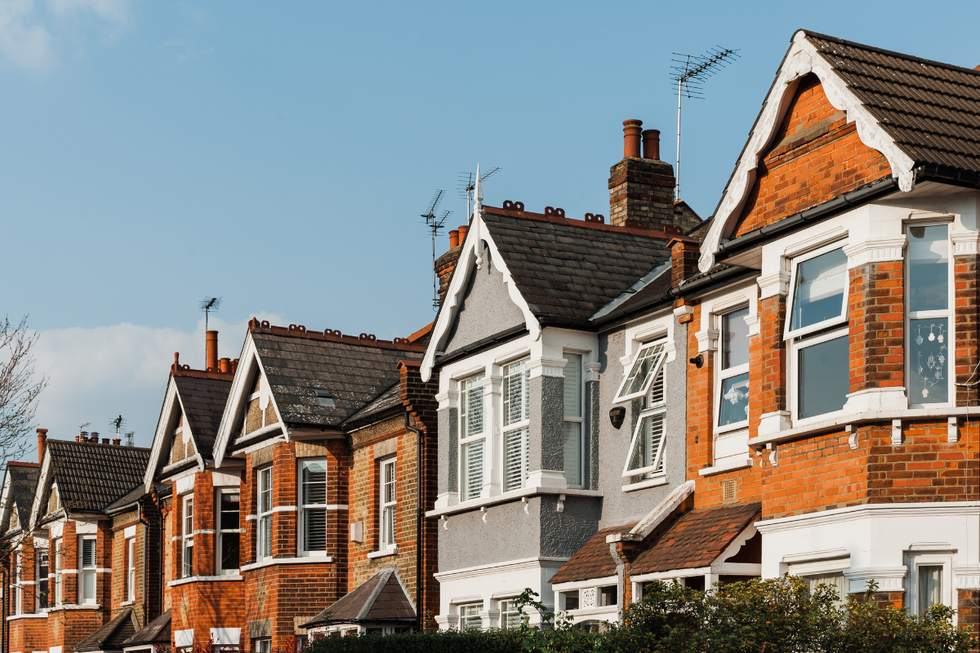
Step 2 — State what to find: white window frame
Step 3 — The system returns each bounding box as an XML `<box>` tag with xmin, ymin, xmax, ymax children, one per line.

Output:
<box><xmin>378</xmin><ymin>457</ymin><xmax>396</xmax><ymax>552</ymax></box>
<box><xmin>217</xmin><ymin>488</ymin><xmax>241</xmax><ymax>574</ymax></box>
<box><xmin>257</xmin><ymin>467</ymin><xmax>273</xmax><ymax>561</ymax></box>
<box><xmin>498</xmin><ymin>598</ymin><xmax>521</xmax><ymax>629</ymax></box>
<box><xmin>788</xmin><ymin>325</ymin><xmax>850</xmax><ymax>423</ymax></box>
<box><xmin>182</xmin><ymin>495</ymin><xmax>194</xmax><ymax>578</ymax></box>
<box><xmin>458</xmin><ymin>373</ymin><xmax>486</xmax><ymax>502</ymax></box>
<box><xmin>13</xmin><ymin>551</ymin><xmax>21</xmax><ymax>614</ymax></box>
<box><xmin>53</xmin><ymin>538</ymin><xmax>62</xmax><ymax>606</ymax></box>
<box><xmin>614</xmin><ymin>340</ymin><xmax>668</xmax><ymax>403</ymax></box>
<box><xmin>622</xmin><ymin>356</ymin><xmax>667</xmax><ymax>480</ymax></box>
<box><xmin>502</xmin><ymin>358</ymin><xmax>530</xmax><ymax>493</ymax></box>
<box><xmin>126</xmin><ymin>537</ymin><xmax>135</xmax><ymax>602</ymax></box>
<box><xmin>562</xmin><ymin>352</ymin><xmax>585</xmax><ymax>489</ymax></box>
<box><xmin>299</xmin><ymin>459</ymin><xmax>328</xmax><ymax>557</ymax></box>
<box><xmin>783</xmin><ymin>240</ymin><xmax>849</xmax><ymax>341</ymax></box>
<box><xmin>906</xmin><ymin>221</ymin><xmax>954</xmax><ymax>409</ymax></box>
<box><xmin>79</xmin><ymin>535</ymin><xmax>96</xmax><ymax>604</ymax></box>
<box><xmin>36</xmin><ymin>546</ymin><xmax>49</xmax><ymax>611</ymax></box>
<box><xmin>458</xmin><ymin>603</ymin><xmax>482</xmax><ymax>630</ymax></box>
<box><xmin>905</xmin><ymin>553</ymin><xmax>953</xmax><ymax>618</ymax></box>
<box><xmin>715</xmin><ymin>307</ymin><xmax>750</xmax><ymax>434</ymax></box>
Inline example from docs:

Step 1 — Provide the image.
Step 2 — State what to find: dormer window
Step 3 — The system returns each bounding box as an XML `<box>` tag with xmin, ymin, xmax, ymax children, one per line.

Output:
<box><xmin>615</xmin><ymin>341</ymin><xmax>668</xmax><ymax>403</ymax></box>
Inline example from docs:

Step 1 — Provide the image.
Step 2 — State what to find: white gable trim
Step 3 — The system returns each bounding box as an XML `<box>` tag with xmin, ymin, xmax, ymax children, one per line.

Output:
<box><xmin>421</xmin><ymin>209</ymin><xmax>540</xmax><ymax>382</ymax></box>
<box><xmin>28</xmin><ymin>453</ymin><xmax>54</xmax><ymax>532</ymax></box>
<box><xmin>213</xmin><ymin>334</ymin><xmax>287</xmax><ymax>467</ymax></box>
<box><xmin>144</xmin><ymin>377</ymin><xmax>183</xmax><ymax>491</ymax></box>
<box><xmin>699</xmin><ymin>30</ymin><xmax>916</xmax><ymax>273</ymax></box>
<box><xmin>0</xmin><ymin>469</ymin><xmax>13</xmax><ymax>533</ymax></box>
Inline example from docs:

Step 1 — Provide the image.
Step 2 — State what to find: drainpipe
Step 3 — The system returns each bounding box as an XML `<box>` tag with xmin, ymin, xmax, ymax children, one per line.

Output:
<box><xmin>137</xmin><ymin>499</ymin><xmax>151</xmax><ymax>620</ymax></box>
<box><xmin>2</xmin><ymin>563</ymin><xmax>8</xmax><ymax>653</ymax></box>
<box><xmin>404</xmin><ymin>413</ymin><xmax>425</xmax><ymax>633</ymax></box>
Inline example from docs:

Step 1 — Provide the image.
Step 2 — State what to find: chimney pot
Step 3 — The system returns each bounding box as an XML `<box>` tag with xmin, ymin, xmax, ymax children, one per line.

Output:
<box><xmin>102</xmin><ymin>438</ymin><xmax>109</xmax><ymax>445</ymax></box>
<box><xmin>458</xmin><ymin>225</ymin><xmax>468</xmax><ymax>243</ymax></box>
<box><xmin>623</xmin><ymin>119</ymin><xmax>643</xmax><ymax>158</ymax></box>
<box><xmin>37</xmin><ymin>428</ymin><xmax>47</xmax><ymax>463</ymax></box>
<box><xmin>113</xmin><ymin>438</ymin><xmax>121</xmax><ymax>446</ymax></box>
<box><xmin>232</xmin><ymin>358</ymin><xmax>239</xmax><ymax>374</ymax></box>
<box><xmin>642</xmin><ymin>129</ymin><xmax>661</xmax><ymax>160</ymax></box>
<box><xmin>219</xmin><ymin>358</ymin><xmax>232</xmax><ymax>374</ymax></box>
<box><xmin>206</xmin><ymin>331</ymin><xmax>219</xmax><ymax>372</ymax></box>
<box><xmin>448</xmin><ymin>229</ymin><xmax>459</xmax><ymax>249</ymax></box>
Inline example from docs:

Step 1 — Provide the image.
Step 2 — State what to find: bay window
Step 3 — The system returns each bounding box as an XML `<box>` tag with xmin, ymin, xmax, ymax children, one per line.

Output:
<box><xmin>182</xmin><ymin>495</ymin><xmax>194</xmax><ymax>578</ymax></box>
<box><xmin>53</xmin><ymin>538</ymin><xmax>62</xmax><ymax>606</ymax></box>
<box><xmin>459</xmin><ymin>603</ymin><xmax>482</xmax><ymax>630</ymax></box>
<box><xmin>300</xmin><ymin>460</ymin><xmax>328</xmax><ymax>556</ymax></box>
<box><xmin>79</xmin><ymin>536</ymin><xmax>96</xmax><ymax>603</ymax></box>
<box><xmin>907</xmin><ymin>224</ymin><xmax>951</xmax><ymax>405</ymax></box>
<box><xmin>126</xmin><ymin>538</ymin><xmax>135</xmax><ymax>601</ymax></box>
<box><xmin>624</xmin><ymin>352</ymin><xmax>666</xmax><ymax>480</ymax></box>
<box><xmin>499</xmin><ymin>599</ymin><xmax>521</xmax><ymax>629</ymax></box>
<box><xmin>786</xmin><ymin>244</ymin><xmax>849</xmax><ymax>420</ymax></box>
<box><xmin>14</xmin><ymin>552</ymin><xmax>21</xmax><ymax>614</ymax></box>
<box><xmin>717</xmin><ymin>307</ymin><xmax>750</xmax><ymax>429</ymax></box>
<box><xmin>37</xmin><ymin>547</ymin><xmax>48</xmax><ymax>610</ymax></box>
<box><xmin>379</xmin><ymin>458</ymin><xmax>396</xmax><ymax>552</ymax></box>
<box><xmin>906</xmin><ymin>554</ymin><xmax>952</xmax><ymax>617</ymax></box>
<box><xmin>257</xmin><ymin>467</ymin><xmax>273</xmax><ymax>560</ymax></box>
<box><xmin>218</xmin><ymin>490</ymin><xmax>240</xmax><ymax>573</ymax></box>
<box><xmin>502</xmin><ymin>359</ymin><xmax>530</xmax><ymax>492</ymax></box>
<box><xmin>459</xmin><ymin>374</ymin><xmax>485</xmax><ymax>501</ymax></box>
<box><xmin>562</xmin><ymin>353</ymin><xmax>583</xmax><ymax>488</ymax></box>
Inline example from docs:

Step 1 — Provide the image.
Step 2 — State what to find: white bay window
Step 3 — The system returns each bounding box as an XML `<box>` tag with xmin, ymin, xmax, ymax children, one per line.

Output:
<box><xmin>379</xmin><ymin>458</ymin><xmax>396</xmax><ymax>552</ymax></box>
<box><xmin>257</xmin><ymin>467</ymin><xmax>273</xmax><ymax>560</ymax></box>
<box><xmin>503</xmin><ymin>359</ymin><xmax>530</xmax><ymax>492</ymax></box>
<box><xmin>459</xmin><ymin>374</ymin><xmax>485</xmax><ymax>501</ymax></box>
<box><xmin>907</xmin><ymin>224</ymin><xmax>951</xmax><ymax>406</ymax></box>
<box><xmin>80</xmin><ymin>536</ymin><xmax>96</xmax><ymax>603</ymax></box>
<box><xmin>182</xmin><ymin>495</ymin><xmax>194</xmax><ymax>578</ymax></box>
<box><xmin>300</xmin><ymin>460</ymin><xmax>328</xmax><ymax>556</ymax></box>
<box><xmin>563</xmin><ymin>353</ymin><xmax>583</xmax><ymax>488</ymax></box>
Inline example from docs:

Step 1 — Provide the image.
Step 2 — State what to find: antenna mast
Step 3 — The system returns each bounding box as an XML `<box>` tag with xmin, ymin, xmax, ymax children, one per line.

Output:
<box><xmin>421</xmin><ymin>190</ymin><xmax>450</xmax><ymax>311</ymax></box>
<box><xmin>671</xmin><ymin>47</ymin><xmax>739</xmax><ymax>201</ymax></box>
<box><xmin>199</xmin><ymin>297</ymin><xmax>222</xmax><ymax>365</ymax></box>
<box><xmin>458</xmin><ymin>167</ymin><xmax>500</xmax><ymax>219</ymax></box>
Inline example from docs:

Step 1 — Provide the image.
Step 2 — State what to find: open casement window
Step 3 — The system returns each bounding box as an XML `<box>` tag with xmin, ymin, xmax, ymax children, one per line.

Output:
<box><xmin>502</xmin><ymin>359</ymin><xmax>530</xmax><ymax>492</ymax></box>
<box><xmin>182</xmin><ymin>495</ymin><xmax>194</xmax><ymax>578</ymax></box>
<box><xmin>624</xmin><ymin>359</ymin><xmax>666</xmax><ymax>479</ymax></box>
<box><xmin>563</xmin><ymin>353</ymin><xmax>584</xmax><ymax>488</ymax></box>
<box><xmin>615</xmin><ymin>341</ymin><xmax>668</xmax><ymax>403</ymax></box>
<box><xmin>257</xmin><ymin>467</ymin><xmax>273</xmax><ymax>560</ymax></box>
<box><xmin>300</xmin><ymin>460</ymin><xmax>328</xmax><ymax>555</ymax></box>
<box><xmin>717</xmin><ymin>307</ymin><xmax>750</xmax><ymax>430</ymax></box>
<box><xmin>126</xmin><ymin>538</ymin><xmax>135</xmax><ymax>601</ymax></box>
<box><xmin>79</xmin><ymin>536</ymin><xmax>96</xmax><ymax>603</ymax></box>
<box><xmin>379</xmin><ymin>458</ymin><xmax>396</xmax><ymax>552</ymax></box>
<box><xmin>37</xmin><ymin>547</ymin><xmax>49</xmax><ymax>610</ymax></box>
<box><xmin>218</xmin><ymin>490</ymin><xmax>240</xmax><ymax>573</ymax></box>
<box><xmin>786</xmin><ymin>244</ymin><xmax>850</xmax><ymax>420</ymax></box>
<box><xmin>458</xmin><ymin>373</ymin><xmax>485</xmax><ymax>501</ymax></box>
<box><xmin>907</xmin><ymin>224</ymin><xmax>951</xmax><ymax>406</ymax></box>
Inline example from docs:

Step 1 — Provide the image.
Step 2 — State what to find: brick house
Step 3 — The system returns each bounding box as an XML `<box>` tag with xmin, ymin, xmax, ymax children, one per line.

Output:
<box><xmin>1</xmin><ymin>460</ymin><xmax>40</xmax><ymax>652</ymax></box>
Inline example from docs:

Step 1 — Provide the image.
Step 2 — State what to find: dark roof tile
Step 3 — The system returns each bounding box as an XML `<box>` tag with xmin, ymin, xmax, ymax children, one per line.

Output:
<box><xmin>46</xmin><ymin>440</ymin><xmax>150</xmax><ymax>514</ymax></box>
<box><xmin>173</xmin><ymin>375</ymin><xmax>233</xmax><ymax>458</ymax></box>
<box><xmin>302</xmin><ymin>570</ymin><xmax>415</xmax><ymax>626</ymax></box>
<box><xmin>74</xmin><ymin>607</ymin><xmax>137</xmax><ymax>652</ymax></box>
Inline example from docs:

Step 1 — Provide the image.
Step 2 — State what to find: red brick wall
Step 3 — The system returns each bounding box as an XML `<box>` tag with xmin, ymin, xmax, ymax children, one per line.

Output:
<box><xmin>732</xmin><ymin>74</ymin><xmax>892</xmax><ymax>238</ymax></box>
<box><xmin>955</xmin><ymin>254</ymin><xmax>980</xmax><ymax>405</ymax></box>
<box><xmin>849</xmin><ymin>262</ymin><xmax>905</xmax><ymax>392</ymax></box>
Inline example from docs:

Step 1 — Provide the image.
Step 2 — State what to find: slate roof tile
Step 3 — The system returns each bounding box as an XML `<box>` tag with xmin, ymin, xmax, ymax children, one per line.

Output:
<box><xmin>6</xmin><ymin>463</ymin><xmax>38</xmax><ymax>531</ymax></box>
<box><xmin>302</xmin><ymin>570</ymin><xmax>415</xmax><ymax>626</ymax></box>
<box><xmin>173</xmin><ymin>375</ymin><xmax>232</xmax><ymax>458</ymax></box>
<box><xmin>46</xmin><ymin>440</ymin><xmax>151</xmax><ymax>514</ymax></box>
<box><xmin>74</xmin><ymin>607</ymin><xmax>137</xmax><ymax>652</ymax></box>
<box><xmin>122</xmin><ymin>610</ymin><xmax>171</xmax><ymax>647</ymax></box>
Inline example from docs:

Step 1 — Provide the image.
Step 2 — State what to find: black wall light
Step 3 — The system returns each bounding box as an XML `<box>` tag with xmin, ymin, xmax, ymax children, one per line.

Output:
<box><xmin>609</xmin><ymin>406</ymin><xmax>626</xmax><ymax>429</ymax></box>
<box><xmin>690</xmin><ymin>354</ymin><xmax>704</xmax><ymax>368</ymax></box>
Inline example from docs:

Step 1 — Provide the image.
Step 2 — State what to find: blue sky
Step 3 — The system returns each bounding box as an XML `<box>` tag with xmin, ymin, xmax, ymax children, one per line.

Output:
<box><xmin>4</xmin><ymin>0</ymin><xmax>979</xmax><ymax>448</ymax></box>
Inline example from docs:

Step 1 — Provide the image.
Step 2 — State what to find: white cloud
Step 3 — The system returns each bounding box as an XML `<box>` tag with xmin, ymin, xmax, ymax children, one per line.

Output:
<box><xmin>30</xmin><ymin>313</ymin><xmax>282</xmax><ymax>452</ymax></box>
<box><xmin>0</xmin><ymin>0</ymin><xmax>53</xmax><ymax>68</ymax></box>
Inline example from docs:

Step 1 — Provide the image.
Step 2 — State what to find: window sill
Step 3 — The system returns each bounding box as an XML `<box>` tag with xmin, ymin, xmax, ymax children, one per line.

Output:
<box><xmin>6</xmin><ymin>613</ymin><xmax>49</xmax><ymax>620</ymax></box>
<box><xmin>120</xmin><ymin>600</ymin><xmax>135</xmax><ymax>606</ymax></box>
<box><xmin>699</xmin><ymin>458</ymin><xmax>753</xmax><ymax>477</ymax></box>
<box><xmin>621</xmin><ymin>476</ymin><xmax>668</xmax><ymax>493</ymax></box>
<box><xmin>240</xmin><ymin>557</ymin><xmax>333</xmax><ymax>572</ymax></box>
<box><xmin>42</xmin><ymin>604</ymin><xmax>100</xmax><ymax>612</ymax></box>
<box><xmin>426</xmin><ymin>486</ymin><xmax>603</xmax><ymax>518</ymax></box>
<box><xmin>168</xmin><ymin>575</ymin><xmax>244</xmax><ymax>587</ymax></box>
<box><xmin>367</xmin><ymin>548</ymin><xmax>398</xmax><ymax>560</ymax></box>
<box><xmin>748</xmin><ymin>406</ymin><xmax>976</xmax><ymax>449</ymax></box>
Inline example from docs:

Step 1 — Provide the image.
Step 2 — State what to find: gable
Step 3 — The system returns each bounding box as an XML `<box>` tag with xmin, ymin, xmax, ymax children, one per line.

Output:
<box><xmin>167</xmin><ymin>408</ymin><xmax>197</xmax><ymax>465</ymax></box>
<box><xmin>731</xmin><ymin>74</ymin><xmax>892</xmax><ymax>238</ymax></box>
<box><xmin>441</xmin><ymin>247</ymin><xmax>527</xmax><ymax>357</ymax></box>
<box><xmin>46</xmin><ymin>485</ymin><xmax>60</xmax><ymax>515</ymax></box>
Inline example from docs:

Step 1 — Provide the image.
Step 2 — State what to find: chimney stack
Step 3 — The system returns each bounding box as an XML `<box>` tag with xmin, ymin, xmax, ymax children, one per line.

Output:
<box><xmin>37</xmin><ymin>428</ymin><xmax>47</xmax><ymax>462</ymax></box>
<box><xmin>206</xmin><ymin>331</ymin><xmax>219</xmax><ymax>372</ymax></box>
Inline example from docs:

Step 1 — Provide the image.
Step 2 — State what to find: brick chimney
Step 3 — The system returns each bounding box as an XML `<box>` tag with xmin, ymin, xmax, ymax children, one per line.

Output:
<box><xmin>608</xmin><ymin>119</ymin><xmax>701</xmax><ymax>233</ymax></box>
<box><xmin>435</xmin><ymin>224</ymin><xmax>468</xmax><ymax>306</ymax></box>
<box><xmin>37</xmin><ymin>428</ymin><xmax>47</xmax><ymax>462</ymax></box>
<box><xmin>206</xmin><ymin>330</ymin><xmax>218</xmax><ymax>372</ymax></box>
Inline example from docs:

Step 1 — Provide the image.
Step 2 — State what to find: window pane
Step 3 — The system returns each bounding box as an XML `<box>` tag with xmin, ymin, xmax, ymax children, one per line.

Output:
<box><xmin>221</xmin><ymin>533</ymin><xmax>240</xmax><ymax>571</ymax></box>
<box><xmin>220</xmin><ymin>493</ymin><xmax>240</xmax><ymax>531</ymax></box>
<box><xmin>718</xmin><ymin>372</ymin><xmax>750</xmax><ymax>426</ymax></box>
<box><xmin>461</xmin><ymin>440</ymin><xmax>484</xmax><ymax>500</ymax></box>
<box><xmin>909</xmin><ymin>225</ymin><xmax>948</xmax><ymax>313</ymax></box>
<box><xmin>563</xmin><ymin>354</ymin><xmax>582</xmax><ymax>417</ymax></box>
<box><xmin>382</xmin><ymin>505</ymin><xmax>395</xmax><ymax>547</ymax></box>
<box><xmin>303</xmin><ymin>461</ymin><xmax>327</xmax><ymax>505</ymax></box>
<box><xmin>917</xmin><ymin>565</ymin><xmax>942</xmax><ymax>616</ymax></box>
<box><xmin>462</xmin><ymin>375</ymin><xmax>484</xmax><ymax>438</ymax></box>
<box><xmin>910</xmin><ymin>317</ymin><xmax>949</xmax><ymax>404</ymax></box>
<box><xmin>259</xmin><ymin>469</ymin><xmax>272</xmax><ymax>513</ymax></box>
<box><xmin>503</xmin><ymin>360</ymin><xmax>529</xmax><ymax>426</ymax></box>
<box><xmin>304</xmin><ymin>507</ymin><xmax>326</xmax><ymax>552</ymax></box>
<box><xmin>83</xmin><ymin>570</ymin><xmax>95</xmax><ymax>601</ymax></box>
<box><xmin>82</xmin><ymin>538</ymin><xmax>96</xmax><ymax>567</ymax></box>
<box><xmin>460</xmin><ymin>604</ymin><xmax>482</xmax><ymax>630</ymax></box>
<box><xmin>259</xmin><ymin>515</ymin><xmax>272</xmax><ymax>558</ymax></box>
<box><xmin>722</xmin><ymin>307</ymin><xmax>750</xmax><ymax>369</ymax></box>
<box><xmin>649</xmin><ymin>366</ymin><xmax>665</xmax><ymax>406</ymax></box>
<box><xmin>627</xmin><ymin>412</ymin><xmax>664</xmax><ymax>475</ymax></box>
<box><xmin>790</xmin><ymin>248</ymin><xmax>847</xmax><ymax>331</ymax></box>
<box><xmin>563</xmin><ymin>422</ymin><xmax>582</xmax><ymax>486</ymax></box>
<box><xmin>503</xmin><ymin>427</ymin><xmax>529</xmax><ymax>491</ymax></box>
<box><xmin>618</xmin><ymin>342</ymin><xmax>666</xmax><ymax>399</ymax></box>
<box><xmin>798</xmin><ymin>336</ymin><xmax>849</xmax><ymax>418</ymax></box>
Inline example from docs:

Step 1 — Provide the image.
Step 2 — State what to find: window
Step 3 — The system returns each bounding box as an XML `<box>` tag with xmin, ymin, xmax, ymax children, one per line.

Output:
<box><xmin>499</xmin><ymin>599</ymin><xmax>521</xmax><ymax>629</ymax></box>
<box><xmin>14</xmin><ymin>552</ymin><xmax>21</xmax><ymax>614</ymax></box>
<box><xmin>459</xmin><ymin>603</ymin><xmax>482</xmax><ymax>630</ymax></box>
<box><xmin>502</xmin><ymin>359</ymin><xmax>530</xmax><ymax>492</ymax></box>
<box><xmin>459</xmin><ymin>374</ymin><xmax>485</xmax><ymax>501</ymax></box>
<box><xmin>615</xmin><ymin>341</ymin><xmax>668</xmax><ymax>403</ymax></box>
<box><xmin>253</xmin><ymin>638</ymin><xmax>271</xmax><ymax>653</ymax></box>
<box><xmin>785</xmin><ymin>244</ymin><xmax>849</xmax><ymax>420</ymax></box>
<box><xmin>562</xmin><ymin>590</ymin><xmax>579</xmax><ymax>611</ymax></box>
<box><xmin>802</xmin><ymin>572</ymin><xmax>848</xmax><ymax>606</ymax></box>
<box><xmin>218</xmin><ymin>490</ymin><xmax>241</xmax><ymax>573</ymax></box>
<box><xmin>906</xmin><ymin>554</ymin><xmax>952</xmax><ymax>617</ymax></box>
<box><xmin>37</xmin><ymin>547</ymin><xmax>48</xmax><ymax>611</ymax></box>
<box><xmin>624</xmin><ymin>344</ymin><xmax>667</xmax><ymax>480</ymax></box>
<box><xmin>126</xmin><ymin>538</ymin><xmax>135</xmax><ymax>602</ymax></box>
<box><xmin>717</xmin><ymin>308</ymin><xmax>750</xmax><ymax>429</ymax></box>
<box><xmin>598</xmin><ymin>585</ymin><xmax>617</xmax><ymax>607</ymax></box>
<box><xmin>79</xmin><ymin>536</ymin><xmax>96</xmax><ymax>603</ymax></box>
<box><xmin>53</xmin><ymin>538</ymin><xmax>62</xmax><ymax>606</ymax></box>
<box><xmin>300</xmin><ymin>460</ymin><xmax>327</xmax><ymax>555</ymax></box>
<box><xmin>379</xmin><ymin>458</ymin><xmax>396</xmax><ymax>552</ymax></box>
<box><xmin>257</xmin><ymin>467</ymin><xmax>273</xmax><ymax>560</ymax></box>
<box><xmin>563</xmin><ymin>353</ymin><xmax>584</xmax><ymax>488</ymax></box>
<box><xmin>181</xmin><ymin>496</ymin><xmax>194</xmax><ymax>578</ymax></box>
<box><xmin>908</xmin><ymin>224</ymin><xmax>951</xmax><ymax>405</ymax></box>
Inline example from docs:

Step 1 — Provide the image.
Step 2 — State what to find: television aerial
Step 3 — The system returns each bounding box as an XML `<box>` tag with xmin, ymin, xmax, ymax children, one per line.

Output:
<box><xmin>421</xmin><ymin>190</ymin><xmax>451</xmax><ymax>311</ymax></box>
<box><xmin>458</xmin><ymin>167</ymin><xmax>500</xmax><ymax>219</ymax></box>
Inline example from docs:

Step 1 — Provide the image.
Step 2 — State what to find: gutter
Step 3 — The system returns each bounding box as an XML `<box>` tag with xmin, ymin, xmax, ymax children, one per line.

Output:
<box><xmin>403</xmin><ymin>413</ymin><xmax>425</xmax><ymax>633</ymax></box>
<box><xmin>433</xmin><ymin>325</ymin><xmax>527</xmax><ymax>369</ymax></box>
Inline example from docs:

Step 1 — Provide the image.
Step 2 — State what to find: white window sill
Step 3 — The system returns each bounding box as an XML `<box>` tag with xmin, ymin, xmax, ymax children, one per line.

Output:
<box><xmin>699</xmin><ymin>458</ymin><xmax>753</xmax><ymax>477</ymax></box>
<box><xmin>240</xmin><ymin>557</ymin><xmax>333</xmax><ymax>572</ymax></box>
<box><xmin>621</xmin><ymin>475</ymin><xmax>668</xmax><ymax>493</ymax></box>
<box><xmin>168</xmin><ymin>575</ymin><xmax>244</xmax><ymax>587</ymax></box>
<box><xmin>367</xmin><ymin>548</ymin><xmax>398</xmax><ymax>560</ymax></box>
<box><xmin>748</xmin><ymin>406</ymin><xmax>976</xmax><ymax>449</ymax></box>
<box><xmin>426</xmin><ymin>486</ymin><xmax>603</xmax><ymax>518</ymax></box>
<box><xmin>6</xmin><ymin>613</ymin><xmax>49</xmax><ymax>620</ymax></box>
<box><xmin>43</xmin><ymin>604</ymin><xmax>100</xmax><ymax>612</ymax></box>
<box><xmin>120</xmin><ymin>600</ymin><xmax>135</xmax><ymax>606</ymax></box>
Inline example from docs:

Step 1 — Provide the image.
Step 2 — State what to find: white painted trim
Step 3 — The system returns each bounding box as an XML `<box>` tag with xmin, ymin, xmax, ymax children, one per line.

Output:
<box><xmin>210</xmin><ymin>628</ymin><xmax>240</xmax><ymax>646</ymax></box>
<box><xmin>123</xmin><ymin>525</ymin><xmax>136</xmax><ymax>539</ymax></box>
<box><xmin>367</xmin><ymin>548</ymin><xmax>397</xmax><ymax>560</ymax></box>
<box><xmin>239</xmin><ymin>556</ymin><xmax>333</xmax><ymax>572</ymax></box>
<box><xmin>699</xmin><ymin>30</ymin><xmax>916</xmax><ymax>273</ymax></box>
<box><xmin>167</xmin><ymin>575</ymin><xmax>245</xmax><ymax>587</ymax></box>
<box><xmin>551</xmin><ymin>575</ymin><xmax>619</xmax><ymax>592</ymax></box>
<box><xmin>435</xmin><ymin>556</ymin><xmax>568</xmax><ymax>583</ymax></box>
<box><xmin>621</xmin><ymin>476</ymin><xmax>668</xmax><ymax>493</ymax></box>
<box><xmin>621</xmin><ymin>480</ymin><xmax>694</xmax><ymax>541</ymax></box>
<box><xmin>426</xmin><ymin>486</ymin><xmax>601</xmax><ymax>518</ymax></box>
<box><xmin>698</xmin><ymin>458</ymin><xmax>753</xmax><ymax>476</ymax></box>
<box><xmin>756</xmin><ymin>501</ymin><xmax>980</xmax><ymax>534</ymax></box>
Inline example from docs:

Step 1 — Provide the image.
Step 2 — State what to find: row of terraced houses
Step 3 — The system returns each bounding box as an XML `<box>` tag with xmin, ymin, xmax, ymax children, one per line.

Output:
<box><xmin>2</xmin><ymin>29</ymin><xmax>979</xmax><ymax>653</ymax></box>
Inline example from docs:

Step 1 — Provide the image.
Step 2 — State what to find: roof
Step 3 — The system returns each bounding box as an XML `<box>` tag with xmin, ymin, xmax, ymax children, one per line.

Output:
<box><xmin>74</xmin><ymin>607</ymin><xmax>137</xmax><ymax>652</ymax></box>
<box><xmin>45</xmin><ymin>440</ymin><xmax>151</xmax><ymax>514</ymax></box>
<box><xmin>342</xmin><ymin>382</ymin><xmax>402</xmax><ymax>426</ymax></box>
<box><xmin>173</xmin><ymin>373</ymin><xmax>233</xmax><ymax>458</ymax></box>
<box><xmin>302</xmin><ymin>569</ymin><xmax>415</xmax><ymax>627</ymax></box>
<box><xmin>804</xmin><ymin>31</ymin><xmax>980</xmax><ymax>174</ymax></box>
<box><xmin>5</xmin><ymin>462</ymin><xmax>39</xmax><ymax>531</ymax></box>
<box><xmin>105</xmin><ymin>483</ymin><xmax>147</xmax><ymax>513</ymax></box>
<box><xmin>630</xmin><ymin>503</ymin><xmax>761</xmax><ymax>575</ymax></box>
<box><xmin>122</xmin><ymin>610</ymin><xmax>171</xmax><ymax>648</ymax></box>
<box><xmin>550</xmin><ymin>524</ymin><xmax>635</xmax><ymax>585</ymax></box>
<box><xmin>481</xmin><ymin>205</ymin><xmax>672</xmax><ymax>327</ymax></box>
<box><xmin>250</xmin><ymin>326</ymin><xmax>423</xmax><ymax>428</ymax></box>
